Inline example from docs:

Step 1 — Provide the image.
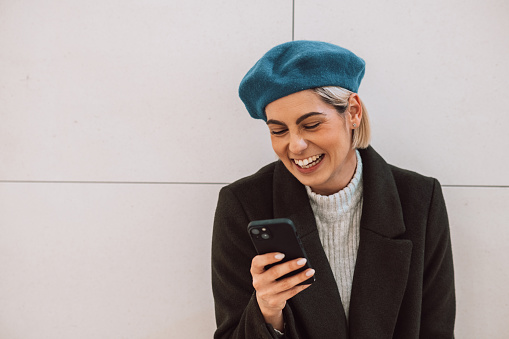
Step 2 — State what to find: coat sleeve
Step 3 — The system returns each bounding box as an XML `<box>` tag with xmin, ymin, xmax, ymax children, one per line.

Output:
<box><xmin>212</xmin><ymin>186</ymin><xmax>282</xmax><ymax>339</ymax></box>
<box><xmin>420</xmin><ymin>179</ymin><xmax>456</xmax><ymax>338</ymax></box>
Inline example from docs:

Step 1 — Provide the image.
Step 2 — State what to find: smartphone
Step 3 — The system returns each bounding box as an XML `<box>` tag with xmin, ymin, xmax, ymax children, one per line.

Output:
<box><xmin>247</xmin><ymin>218</ymin><xmax>315</xmax><ymax>285</ymax></box>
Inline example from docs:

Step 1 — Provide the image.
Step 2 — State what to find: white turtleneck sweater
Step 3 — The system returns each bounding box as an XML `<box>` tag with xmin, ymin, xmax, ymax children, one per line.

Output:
<box><xmin>305</xmin><ymin>150</ymin><xmax>363</xmax><ymax>320</ymax></box>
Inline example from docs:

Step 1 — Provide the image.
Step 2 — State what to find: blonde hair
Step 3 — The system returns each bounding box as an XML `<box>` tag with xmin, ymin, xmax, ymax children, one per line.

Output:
<box><xmin>313</xmin><ymin>86</ymin><xmax>371</xmax><ymax>149</ymax></box>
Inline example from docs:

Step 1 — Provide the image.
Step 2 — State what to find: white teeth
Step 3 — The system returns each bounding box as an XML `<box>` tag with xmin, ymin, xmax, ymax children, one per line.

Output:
<box><xmin>293</xmin><ymin>154</ymin><xmax>323</xmax><ymax>168</ymax></box>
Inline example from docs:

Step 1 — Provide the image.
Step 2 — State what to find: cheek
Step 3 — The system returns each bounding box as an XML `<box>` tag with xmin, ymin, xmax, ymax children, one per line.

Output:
<box><xmin>270</xmin><ymin>137</ymin><xmax>284</xmax><ymax>156</ymax></box>
<box><xmin>323</xmin><ymin>131</ymin><xmax>351</xmax><ymax>156</ymax></box>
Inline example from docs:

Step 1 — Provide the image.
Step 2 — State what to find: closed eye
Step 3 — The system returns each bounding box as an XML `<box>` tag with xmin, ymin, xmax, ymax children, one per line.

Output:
<box><xmin>304</xmin><ymin>122</ymin><xmax>320</xmax><ymax>130</ymax></box>
<box><xmin>271</xmin><ymin>129</ymin><xmax>288</xmax><ymax>135</ymax></box>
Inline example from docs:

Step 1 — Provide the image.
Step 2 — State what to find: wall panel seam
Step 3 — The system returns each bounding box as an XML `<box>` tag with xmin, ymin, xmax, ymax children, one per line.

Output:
<box><xmin>292</xmin><ymin>0</ymin><xmax>295</xmax><ymax>41</ymax></box>
<box><xmin>0</xmin><ymin>181</ymin><xmax>508</xmax><ymax>188</ymax></box>
<box><xmin>442</xmin><ymin>185</ymin><xmax>509</xmax><ymax>188</ymax></box>
<box><xmin>0</xmin><ymin>180</ymin><xmax>229</xmax><ymax>185</ymax></box>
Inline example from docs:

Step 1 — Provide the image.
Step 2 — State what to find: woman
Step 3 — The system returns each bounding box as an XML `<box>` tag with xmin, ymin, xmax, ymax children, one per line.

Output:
<box><xmin>212</xmin><ymin>41</ymin><xmax>455</xmax><ymax>338</ymax></box>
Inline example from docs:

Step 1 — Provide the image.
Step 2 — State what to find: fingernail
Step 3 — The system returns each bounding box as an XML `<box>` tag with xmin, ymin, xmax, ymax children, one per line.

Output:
<box><xmin>306</xmin><ymin>269</ymin><xmax>315</xmax><ymax>277</ymax></box>
<box><xmin>297</xmin><ymin>258</ymin><xmax>307</xmax><ymax>266</ymax></box>
<box><xmin>275</xmin><ymin>253</ymin><xmax>285</xmax><ymax>260</ymax></box>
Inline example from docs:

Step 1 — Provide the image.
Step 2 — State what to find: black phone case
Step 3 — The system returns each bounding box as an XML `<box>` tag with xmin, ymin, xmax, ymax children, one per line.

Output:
<box><xmin>248</xmin><ymin>218</ymin><xmax>315</xmax><ymax>285</ymax></box>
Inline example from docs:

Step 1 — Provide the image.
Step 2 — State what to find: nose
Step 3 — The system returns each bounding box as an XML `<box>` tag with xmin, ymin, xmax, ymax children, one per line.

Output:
<box><xmin>289</xmin><ymin>133</ymin><xmax>308</xmax><ymax>155</ymax></box>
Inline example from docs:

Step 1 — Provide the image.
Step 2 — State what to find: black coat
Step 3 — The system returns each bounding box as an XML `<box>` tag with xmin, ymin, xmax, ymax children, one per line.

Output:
<box><xmin>212</xmin><ymin>146</ymin><xmax>455</xmax><ymax>338</ymax></box>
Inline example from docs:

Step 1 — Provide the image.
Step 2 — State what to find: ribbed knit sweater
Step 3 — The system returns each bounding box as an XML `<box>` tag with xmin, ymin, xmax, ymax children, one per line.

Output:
<box><xmin>305</xmin><ymin>150</ymin><xmax>363</xmax><ymax>320</ymax></box>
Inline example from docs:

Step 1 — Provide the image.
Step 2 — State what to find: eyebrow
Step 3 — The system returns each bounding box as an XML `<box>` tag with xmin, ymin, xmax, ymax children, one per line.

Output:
<box><xmin>266</xmin><ymin>112</ymin><xmax>324</xmax><ymax>126</ymax></box>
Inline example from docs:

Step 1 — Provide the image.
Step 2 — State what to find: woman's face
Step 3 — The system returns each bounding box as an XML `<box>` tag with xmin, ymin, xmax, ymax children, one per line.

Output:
<box><xmin>265</xmin><ymin>90</ymin><xmax>359</xmax><ymax>196</ymax></box>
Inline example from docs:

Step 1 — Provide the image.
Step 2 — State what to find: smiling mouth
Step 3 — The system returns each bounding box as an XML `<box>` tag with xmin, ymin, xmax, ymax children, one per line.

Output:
<box><xmin>292</xmin><ymin>154</ymin><xmax>324</xmax><ymax>169</ymax></box>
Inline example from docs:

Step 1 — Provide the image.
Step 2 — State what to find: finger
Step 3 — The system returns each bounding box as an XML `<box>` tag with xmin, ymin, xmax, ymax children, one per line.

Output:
<box><xmin>275</xmin><ymin>279</ymin><xmax>313</xmax><ymax>301</ymax></box>
<box><xmin>274</xmin><ymin>267</ymin><xmax>315</xmax><ymax>292</ymax></box>
<box><xmin>251</xmin><ymin>252</ymin><xmax>285</xmax><ymax>275</ymax></box>
<box><xmin>258</xmin><ymin>266</ymin><xmax>314</xmax><ymax>299</ymax></box>
<box><xmin>254</xmin><ymin>268</ymin><xmax>315</xmax><ymax>312</ymax></box>
<box><xmin>268</xmin><ymin>257</ymin><xmax>309</xmax><ymax>280</ymax></box>
<box><xmin>256</xmin><ymin>269</ymin><xmax>314</xmax><ymax>307</ymax></box>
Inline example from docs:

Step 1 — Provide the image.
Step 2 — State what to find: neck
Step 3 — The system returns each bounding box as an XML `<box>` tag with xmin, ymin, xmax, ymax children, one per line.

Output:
<box><xmin>311</xmin><ymin>149</ymin><xmax>358</xmax><ymax>196</ymax></box>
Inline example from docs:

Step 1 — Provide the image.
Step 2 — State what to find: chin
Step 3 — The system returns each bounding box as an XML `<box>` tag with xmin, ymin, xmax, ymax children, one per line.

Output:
<box><xmin>293</xmin><ymin>172</ymin><xmax>325</xmax><ymax>188</ymax></box>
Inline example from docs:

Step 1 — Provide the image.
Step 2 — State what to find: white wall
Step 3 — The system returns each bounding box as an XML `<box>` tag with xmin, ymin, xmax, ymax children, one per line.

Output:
<box><xmin>0</xmin><ymin>0</ymin><xmax>508</xmax><ymax>338</ymax></box>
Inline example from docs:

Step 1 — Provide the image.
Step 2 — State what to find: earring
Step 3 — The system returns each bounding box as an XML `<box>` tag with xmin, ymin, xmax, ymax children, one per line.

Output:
<box><xmin>353</xmin><ymin>123</ymin><xmax>357</xmax><ymax>128</ymax></box>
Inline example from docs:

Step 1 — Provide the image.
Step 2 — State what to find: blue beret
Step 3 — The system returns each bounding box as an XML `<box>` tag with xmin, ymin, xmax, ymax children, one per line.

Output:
<box><xmin>239</xmin><ymin>40</ymin><xmax>366</xmax><ymax>121</ymax></box>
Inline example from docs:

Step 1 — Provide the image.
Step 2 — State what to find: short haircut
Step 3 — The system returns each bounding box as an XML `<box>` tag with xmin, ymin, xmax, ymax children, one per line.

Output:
<box><xmin>313</xmin><ymin>86</ymin><xmax>371</xmax><ymax>149</ymax></box>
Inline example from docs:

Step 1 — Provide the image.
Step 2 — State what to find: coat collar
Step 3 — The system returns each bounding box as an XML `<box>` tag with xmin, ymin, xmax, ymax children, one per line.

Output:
<box><xmin>272</xmin><ymin>146</ymin><xmax>412</xmax><ymax>338</ymax></box>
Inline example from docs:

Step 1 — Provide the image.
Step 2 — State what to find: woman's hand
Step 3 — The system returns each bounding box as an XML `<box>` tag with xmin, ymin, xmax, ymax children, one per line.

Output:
<box><xmin>250</xmin><ymin>253</ymin><xmax>315</xmax><ymax>331</ymax></box>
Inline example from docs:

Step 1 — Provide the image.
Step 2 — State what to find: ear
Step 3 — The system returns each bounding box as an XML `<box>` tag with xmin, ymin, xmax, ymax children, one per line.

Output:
<box><xmin>347</xmin><ymin>93</ymin><xmax>363</xmax><ymax>129</ymax></box>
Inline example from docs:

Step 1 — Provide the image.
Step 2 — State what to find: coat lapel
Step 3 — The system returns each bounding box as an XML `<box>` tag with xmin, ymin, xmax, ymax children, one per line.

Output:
<box><xmin>273</xmin><ymin>161</ymin><xmax>349</xmax><ymax>338</ymax></box>
<box><xmin>348</xmin><ymin>147</ymin><xmax>413</xmax><ymax>337</ymax></box>
<box><xmin>272</xmin><ymin>147</ymin><xmax>413</xmax><ymax>338</ymax></box>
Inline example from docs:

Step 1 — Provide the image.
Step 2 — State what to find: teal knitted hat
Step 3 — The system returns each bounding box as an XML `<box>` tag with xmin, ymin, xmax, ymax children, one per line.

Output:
<box><xmin>239</xmin><ymin>40</ymin><xmax>365</xmax><ymax>121</ymax></box>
